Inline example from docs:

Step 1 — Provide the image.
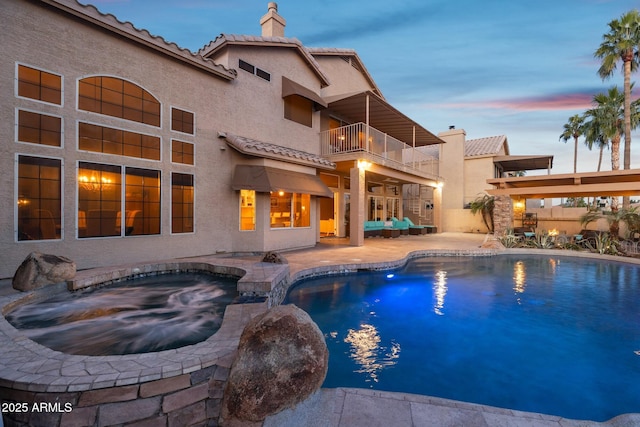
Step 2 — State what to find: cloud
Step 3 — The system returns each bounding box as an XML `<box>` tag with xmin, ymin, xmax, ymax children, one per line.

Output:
<box><xmin>300</xmin><ymin>3</ymin><xmax>442</xmax><ymax>44</ymax></box>
<box><xmin>433</xmin><ymin>91</ymin><xmax>599</xmax><ymax>112</ymax></box>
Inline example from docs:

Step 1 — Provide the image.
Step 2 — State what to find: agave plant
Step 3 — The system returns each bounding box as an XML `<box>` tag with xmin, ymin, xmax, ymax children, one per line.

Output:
<box><xmin>584</xmin><ymin>232</ymin><xmax>620</xmax><ymax>255</ymax></box>
<box><xmin>499</xmin><ymin>231</ymin><xmax>522</xmax><ymax>248</ymax></box>
<box><xmin>525</xmin><ymin>231</ymin><xmax>556</xmax><ymax>249</ymax></box>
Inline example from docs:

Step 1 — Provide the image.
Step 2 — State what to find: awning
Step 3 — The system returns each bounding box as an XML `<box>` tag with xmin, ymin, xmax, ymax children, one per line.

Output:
<box><xmin>282</xmin><ymin>76</ymin><xmax>327</xmax><ymax>109</ymax></box>
<box><xmin>324</xmin><ymin>91</ymin><xmax>444</xmax><ymax>146</ymax></box>
<box><xmin>493</xmin><ymin>155</ymin><xmax>554</xmax><ymax>172</ymax></box>
<box><xmin>231</xmin><ymin>165</ymin><xmax>334</xmax><ymax>198</ymax></box>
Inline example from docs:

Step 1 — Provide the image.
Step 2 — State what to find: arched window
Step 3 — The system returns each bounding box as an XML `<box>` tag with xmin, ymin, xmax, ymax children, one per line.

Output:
<box><xmin>78</xmin><ymin>76</ymin><xmax>160</xmax><ymax>126</ymax></box>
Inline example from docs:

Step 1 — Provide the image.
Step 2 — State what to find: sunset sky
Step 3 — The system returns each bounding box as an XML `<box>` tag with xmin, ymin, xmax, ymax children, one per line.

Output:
<box><xmin>85</xmin><ymin>0</ymin><xmax>640</xmax><ymax>174</ymax></box>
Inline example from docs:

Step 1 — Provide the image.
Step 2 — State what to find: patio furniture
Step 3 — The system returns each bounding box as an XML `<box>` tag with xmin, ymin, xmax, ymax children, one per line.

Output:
<box><xmin>391</xmin><ymin>217</ymin><xmax>410</xmax><ymax>235</ymax></box>
<box><xmin>381</xmin><ymin>228</ymin><xmax>400</xmax><ymax>238</ymax></box>
<box><xmin>522</xmin><ymin>213</ymin><xmax>538</xmax><ymax>228</ymax></box>
<box><xmin>403</xmin><ymin>217</ymin><xmax>428</xmax><ymax>235</ymax></box>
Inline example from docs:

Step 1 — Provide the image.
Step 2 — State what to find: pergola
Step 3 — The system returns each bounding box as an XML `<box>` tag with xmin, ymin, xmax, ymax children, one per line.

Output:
<box><xmin>486</xmin><ymin>169</ymin><xmax>640</xmax><ymax>234</ymax></box>
<box><xmin>487</xmin><ymin>169</ymin><xmax>640</xmax><ymax>199</ymax></box>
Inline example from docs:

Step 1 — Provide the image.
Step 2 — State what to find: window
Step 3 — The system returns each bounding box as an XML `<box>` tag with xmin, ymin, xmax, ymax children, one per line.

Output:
<box><xmin>17</xmin><ymin>156</ymin><xmax>62</xmax><ymax>241</ymax></box>
<box><xmin>171</xmin><ymin>108</ymin><xmax>194</xmax><ymax>134</ymax></box>
<box><xmin>17</xmin><ymin>110</ymin><xmax>62</xmax><ymax>147</ymax></box>
<box><xmin>172</xmin><ymin>173</ymin><xmax>194</xmax><ymax>234</ymax></box>
<box><xmin>284</xmin><ymin>95</ymin><xmax>312</xmax><ymax>127</ymax></box>
<box><xmin>78</xmin><ymin>163</ymin><xmax>160</xmax><ymax>238</ymax></box>
<box><xmin>386</xmin><ymin>197</ymin><xmax>400</xmax><ymax>220</ymax></box>
<box><xmin>79</xmin><ymin>122</ymin><xmax>161</xmax><ymax>161</ymax></box>
<box><xmin>125</xmin><ymin>168</ymin><xmax>161</xmax><ymax>236</ymax></box>
<box><xmin>78</xmin><ymin>76</ymin><xmax>160</xmax><ymax>126</ymax></box>
<box><xmin>171</xmin><ymin>140</ymin><xmax>194</xmax><ymax>165</ymax></box>
<box><xmin>270</xmin><ymin>191</ymin><xmax>310</xmax><ymax>228</ymax></box>
<box><xmin>368</xmin><ymin>196</ymin><xmax>384</xmax><ymax>221</ymax></box>
<box><xmin>78</xmin><ymin>163</ymin><xmax>122</xmax><ymax>238</ymax></box>
<box><xmin>17</xmin><ymin>64</ymin><xmax>62</xmax><ymax>105</ymax></box>
<box><xmin>240</xmin><ymin>189</ymin><xmax>255</xmax><ymax>231</ymax></box>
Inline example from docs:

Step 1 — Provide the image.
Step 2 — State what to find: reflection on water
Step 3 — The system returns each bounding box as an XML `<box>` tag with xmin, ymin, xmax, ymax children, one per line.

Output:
<box><xmin>6</xmin><ymin>272</ymin><xmax>237</xmax><ymax>355</ymax></box>
<box><xmin>343</xmin><ymin>324</ymin><xmax>400</xmax><ymax>383</ymax></box>
<box><xmin>285</xmin><ymin>255</ymin><xmax>640</xmax><ymax>421</ymax></box>
<box><xmin>432</xmin><ymin>270</ymin><xmax>447</xmax><ymax>315</ymax></box>
<box><xmin>513</xmin><ymin>261</ymin><xmax>526</xmax><ymax>303</ymax></box>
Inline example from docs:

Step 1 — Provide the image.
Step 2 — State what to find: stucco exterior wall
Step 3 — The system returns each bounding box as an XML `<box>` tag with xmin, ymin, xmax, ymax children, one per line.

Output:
<box><xmin>441</xmin><ymin>209</ymin><xmax>488</xmax><ymax>233</ymax></box>
<box><xmin>464</xmin><ymin>156</ymin><xmax>496</xmax><ymax>205</ymax></box>
<box><xmin>0</xmin><ymin>0</ymin><xmax>326</xmax><ymax>278</ymax></box>
<box><xmin>314</xmin><ymin>56</ymin><xmax>373</xmax><ymax>99</ymax></box>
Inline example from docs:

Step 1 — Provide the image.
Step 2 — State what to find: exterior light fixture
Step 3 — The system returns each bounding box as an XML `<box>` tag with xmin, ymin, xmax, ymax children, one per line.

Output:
<box><xmin>357</xmin><ymin>160</ymin><xmax>371</xmax><ymax>170</ymax></box>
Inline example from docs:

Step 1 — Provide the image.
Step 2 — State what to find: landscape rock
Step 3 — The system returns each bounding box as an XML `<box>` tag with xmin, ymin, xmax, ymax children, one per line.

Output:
<box><xmin>261</xmin><ymin>251</ymin><xmax>287</xmax><ymax>264</ymax></box>
<box><xmin>12</xmin><ymin>252</ymin><xmax>76</xmax><ymax>291</ymax></box>
<box><xmin>221</xmin><ymin>304</ymin><xmax>328</xmax><ymax>423</ymax></box>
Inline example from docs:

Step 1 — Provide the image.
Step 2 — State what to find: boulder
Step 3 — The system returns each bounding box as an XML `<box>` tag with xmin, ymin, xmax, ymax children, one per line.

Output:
<box><xmin>221</xmin><ymin>304</ymin><xmax>328</xmax><ymax>423</ymax></box>
<box><xmin>12</xmin><ymin>252</ymin><xmax>76</xmax><ymax>291</ymax></box>
<box><xmin>261</xmin><ymin>251</ymin><xmax>287</xmax><ymax>264</ymax></box>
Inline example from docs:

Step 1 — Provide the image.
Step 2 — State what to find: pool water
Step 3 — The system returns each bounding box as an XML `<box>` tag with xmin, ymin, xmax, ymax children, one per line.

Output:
<box><xmin>6</xmin><ymin>272</ymin><xmax>238</xmax><ymax>355</ymax></box>
<box><xmin>285</xmin><ymin>255</ymin><xmax>640</xmax><ymax>421</ymax></box>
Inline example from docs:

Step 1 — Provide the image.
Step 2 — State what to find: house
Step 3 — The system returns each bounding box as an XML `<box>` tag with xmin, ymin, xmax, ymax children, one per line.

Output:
<box><xmin>408</xmin><ymin>129</ymin><xmax>553</xmax><ymax>232</ymax></box>
<box><xmin>0</xmin><ymin>0</ymin><xmax>444</xmax><ymax>278</ymax></box>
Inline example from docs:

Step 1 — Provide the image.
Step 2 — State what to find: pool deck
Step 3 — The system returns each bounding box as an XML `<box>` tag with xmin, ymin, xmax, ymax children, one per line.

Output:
<box><xmin>2</xmin><ymin>232</ymin><xmax>639</xmax><ymax>426</ymax></box>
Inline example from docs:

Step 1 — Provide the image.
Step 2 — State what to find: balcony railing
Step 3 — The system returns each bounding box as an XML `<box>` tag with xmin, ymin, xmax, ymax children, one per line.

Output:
<box><xmin>320</xmin><ymin>123</ymin><xmax>439</xmax><ymax>179</ymax></box>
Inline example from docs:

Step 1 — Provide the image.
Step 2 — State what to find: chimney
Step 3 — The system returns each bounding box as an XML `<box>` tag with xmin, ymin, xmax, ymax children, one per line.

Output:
<box><xmin>260</xmin><ymin>2</ymin><xmax>286</xmax><ymax>37</ymax></box>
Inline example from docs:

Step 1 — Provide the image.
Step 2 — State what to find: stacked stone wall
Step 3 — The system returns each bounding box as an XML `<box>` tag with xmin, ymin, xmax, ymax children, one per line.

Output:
<box><xmin>493</xmin><ymin>196</ymin><xmax>513</xmax><ymax>236</ymax></box>
<box><xmin>0</xmin><ymin>364</ymin><xmax>229</xmax><ymax>426</ymax></box>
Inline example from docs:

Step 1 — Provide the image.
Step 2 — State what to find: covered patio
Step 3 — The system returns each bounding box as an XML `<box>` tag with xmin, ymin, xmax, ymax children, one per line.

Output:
<box><xmin>487</xmin><ymin>169</ymin><xmax>640</xmax><ymax>234</ymax></box>
<box><xmin>319</xmin><ymin>91</ymin><xmax>444</xmax><ymax>246</ymax></box>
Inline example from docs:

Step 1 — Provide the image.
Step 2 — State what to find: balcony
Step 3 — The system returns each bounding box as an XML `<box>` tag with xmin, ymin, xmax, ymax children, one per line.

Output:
<box><xmin>320</xmin><ymin>123</ymin><xmax>439</xmax><ymax>180</ymax></box>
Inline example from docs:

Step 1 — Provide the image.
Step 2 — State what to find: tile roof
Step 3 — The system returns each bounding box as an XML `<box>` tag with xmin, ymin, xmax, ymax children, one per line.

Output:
<box><xmin>43</xmin><ymin>0</ymin><xmax>236</xmax><ymax>80</ymax></box>
<box><xmin>416</xmin><ymin>135</ymin><xmax>509</xmax><ymax>159</ymax></box>
<box><xmin>199</xmin><ymin>34</ymin><xmax>331</xmax><ymax>87</ymax></box>
<box><xmin>220</xmin><ymin>132</ymin><xmax>336</xmax><ymax>170</ymax></box>
<box><xmin>465</xmin><ymin>135</ymin><xmax>508</xmax><ymax>157</ymax></box>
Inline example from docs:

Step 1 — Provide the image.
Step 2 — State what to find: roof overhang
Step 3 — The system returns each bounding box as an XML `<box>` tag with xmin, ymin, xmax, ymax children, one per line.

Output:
<box><xmin>231</xmin><ymin>165</ymin><xmax>333</xmax><ymax>198</ymax></box>
<box><xmin>487</xmin><ymin>169</ymin><xmax>640</xmax><ymax>199</ymax></box>
<box><xmin>325</xmin><ymin>91</ymin><xmax>444</xmax><ymax>147</ymax></box>
<box><xmin>41</xmin><ymin>0</ymin><xmax>236</xmax><ymax>80</ymax></box>
<box><xmin>493</xmin><ymin>155</ymin><xmax>554</xmax><ymax>172</ymax></box>
<box><xmin>282</xmin><ymin>77</ymin><xmax>327</xmax><ymax>109</ymax></box>
<box><xmin>220</xmin><ymin>132</ymin><xmax>336</xmax><ymax>170</ymax></box>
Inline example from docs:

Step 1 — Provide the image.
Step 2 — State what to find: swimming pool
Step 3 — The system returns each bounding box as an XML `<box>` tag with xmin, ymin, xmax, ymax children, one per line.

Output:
<box><xmin>284</xmin><ymin>255</ymin><xmax>640</xmax><ymax>422</ymax></box>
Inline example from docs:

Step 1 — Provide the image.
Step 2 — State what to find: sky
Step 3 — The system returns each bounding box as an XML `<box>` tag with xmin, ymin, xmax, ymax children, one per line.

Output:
<box><xmin>83</xmin><ymin>0</ymin><xmax>640</xmax><ymax>175</ymax></box>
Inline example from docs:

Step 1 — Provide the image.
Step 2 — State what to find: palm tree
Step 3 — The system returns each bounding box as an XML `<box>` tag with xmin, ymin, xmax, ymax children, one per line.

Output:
<box><xmin>469</xmin><ymin>193</ymin><xmax>494</xmax><ymax>233</ymax></box>
<box><xmin>586</xmin><ymin>87</ymin><xmax>625</xmax><ymax>170</ymax></box>
<box><xmin>582</xmin><ymin>86</ymin><xmax>640</xmax><ymax>210</ymax></box>
<box><xmin>582</xmin><ymin>114</ymin><xmax>608</xmax><ymax>172</ymax></box>
<box><xmin>559</xmin><ymin>114</ymin><xmax>585</xmax><ymax>173</ymax></box>
<box><xmin>595</xmin><ymin>9</ymin><xmax>640</xmax><ymax>208</ymax></box>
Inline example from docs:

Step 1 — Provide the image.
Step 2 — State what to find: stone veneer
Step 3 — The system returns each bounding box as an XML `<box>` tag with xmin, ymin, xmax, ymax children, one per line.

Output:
<box><xmin>492</xmin><ymin>195</ymin><xmax>513</xmax><ymax>236</ymax></box>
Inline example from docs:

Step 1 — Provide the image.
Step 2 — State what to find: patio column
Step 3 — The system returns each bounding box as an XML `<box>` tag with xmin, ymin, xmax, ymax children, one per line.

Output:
<box><xmin>433</xmin><ymin>184</ymin><xmax>442</xmax><ymax>232</ymax></box>
<box><xmin>349</xmin><ymin>163</ymin><xmax>365</xmax><ymax>246</ymax></box>
<box><xmin>493</xmin><ymin>195</ymin><xmax>513</xmax><ymax>236</ymax></box>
